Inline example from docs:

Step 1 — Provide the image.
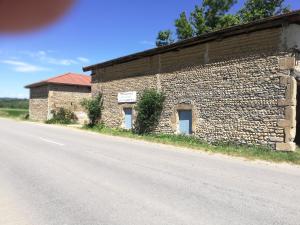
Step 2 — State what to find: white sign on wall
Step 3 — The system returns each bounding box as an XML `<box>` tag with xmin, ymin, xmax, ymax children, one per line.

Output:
<box><xmin>118</xmin><ymin>91</ymin><xmax>137</xmax><ymax>103</ymax></box>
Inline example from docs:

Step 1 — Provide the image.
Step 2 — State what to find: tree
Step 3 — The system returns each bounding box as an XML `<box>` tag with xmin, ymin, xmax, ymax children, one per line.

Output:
<box><xmin>239</xmin><ymin>0</ymin><xmax>290</xmax><ymax>22</ymax></box>
<box><xmin>175</xmin><ymin>12</ymin><xmax>194</xmax><ymax>40</ymax></box>
<box><xmin>202</xmin><ymin>0</ymin><xmax>238</xmax><ymax>31</ymax></box>
<box><xmin>156</xmin><ymin>30</ymin><xmax>175</xmax><ymax>47</ymax></box>
<box><xmin>215</xmin><ymin>14</ymin><xmax>241</xmax><ymax>30</ymax></box>
<box><xmin>156</xmin><ymin>0</ymin><xmax>290</xmax><ymax>43</ymax></box>
<box><xmin>176</xmin><ymin>0</ymin><xmax>237</xmax><ymax>39</ymax></box>
<box><xmin>190</xmin><ymin>5</ymin><xmax>207</xmax><ymax>36</ymax></box>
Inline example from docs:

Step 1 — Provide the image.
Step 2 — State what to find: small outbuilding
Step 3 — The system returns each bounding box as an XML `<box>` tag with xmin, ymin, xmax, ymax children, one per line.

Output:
<box><xmin>25</xmin><ymin>73</ymin><xmax>91</xmax><ymax>123</ymax></box>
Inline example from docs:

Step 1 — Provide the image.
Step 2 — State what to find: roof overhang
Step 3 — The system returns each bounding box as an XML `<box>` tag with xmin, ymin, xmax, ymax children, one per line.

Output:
<box><xmin>25</xmin><ymin>82</ymin><xmax>91</xmax><ymax>89</ymax></box>
<box><xmin>83</xmin><ymin>10</ymin><xmax>300</xmax><ymax>72</ymax></box>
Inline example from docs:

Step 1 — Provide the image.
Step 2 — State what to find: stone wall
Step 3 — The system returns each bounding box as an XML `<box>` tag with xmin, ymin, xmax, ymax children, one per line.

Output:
<box><xmin>29</xmin><ymin>98</ymin><xmax>49</xmax><ymax>121</ymax></box>
<box><xmin>29</xmin><ymin>85</ymin><xmax>49</xmax><ymax>121</ymax></box>
<box><xmin>158</xmin><ymin>55</ymin><xmax>295</xmax><ymax>151</ymax></box>
<box><xmin>91</xmin><ymin>25</ymin><xmax>299</xmax><ymax>151</ymax></box>
<box><xmin>48</xmin><ymin>84</ymin><xmax>91</xmax><ymax>124</ymax></box>
<box><xmin>92</xmin><ymin>76</ymin><xmax>157</xmax><ymax>128</ymax></box>
<box><xmin>29</xmin><ymin>84</ymin><xmax>91</xmax><ymax>123</ymax></box>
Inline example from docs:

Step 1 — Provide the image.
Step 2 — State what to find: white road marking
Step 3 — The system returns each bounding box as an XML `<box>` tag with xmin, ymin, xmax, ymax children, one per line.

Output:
<box><xmin>39</xmin><ymin>137</ymin><xmax>65</xmax><ymax>146</ymax></box>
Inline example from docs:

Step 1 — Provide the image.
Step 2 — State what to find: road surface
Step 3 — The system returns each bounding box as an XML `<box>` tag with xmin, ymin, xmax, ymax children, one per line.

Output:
<box><xmin>0</xmin><ymin>118</ymin><xmax>299</xmax><ymax>225</ymax></box>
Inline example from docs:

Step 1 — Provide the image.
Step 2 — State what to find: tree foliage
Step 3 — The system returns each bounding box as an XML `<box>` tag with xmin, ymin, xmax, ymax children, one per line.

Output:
<box><xmin>81</xmin><ymin>94</ymin><xmax>104</xmax><ymax>126</ymax></box>
<box><xmin>239</xmin><ymin>0</ymin><xmax>290</xmax><ymax>22</ymax></box>
<box><xmin>215</xmin><ymin>14</ymin><xmax>241</xmax><ymax>30</ymax></box>
<box><xmin>134</xmin><ymin>89</ymin><xmax>165</xmax><ymax>134</ymax></box>
<box><xmin>190</xmin><ymin>5</ymin><xmax>207</xmax><ymax>36</ymax></box>
<box><xmin>156</xmin><ymin>30</ymin><xmax>175</xmax><ymax>47</ymax></box>
<box><xmin>175</xmin><ymin>12</ymin><xmax>194</xmax><ymax>40</ymax></box>
<box><xmin>175</xmin><ymin>0</ymin><xmax>237</xmax><ymax>40</ymax></box>
<box><xmin>157</xmin><ymin>0</ymin><xmax>290</xmax><ymax>42</ymax></box>
<box><xmin>202</xmin><ymin>0</ymin><xmax>238</xmax><ymax>30</ymax></box>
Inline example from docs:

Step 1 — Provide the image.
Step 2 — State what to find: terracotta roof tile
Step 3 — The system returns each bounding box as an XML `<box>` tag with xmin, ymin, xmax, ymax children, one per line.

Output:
<box><xmin>25</xmin><ymin>73</ymin><xmax>91</xmax><ymax>88</ymax></box>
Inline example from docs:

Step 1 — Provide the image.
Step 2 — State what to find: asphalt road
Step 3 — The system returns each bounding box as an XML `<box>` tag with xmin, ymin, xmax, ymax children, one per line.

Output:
<box><xmin>0</xmin><ymin>118</ymin><xmax>299</xmax><ymax>225</ymax></box>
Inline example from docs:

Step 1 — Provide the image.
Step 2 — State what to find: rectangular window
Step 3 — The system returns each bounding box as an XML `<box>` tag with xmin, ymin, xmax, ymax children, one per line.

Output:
<box><xmin>178</xmin><ymin>110</ymin><xmax>192</xmax><ymax>135</ymax></box>
<box><xmin>124</xmin><ymin>108</ymin><xmax>133</xmax><ymax>130</ymax></box>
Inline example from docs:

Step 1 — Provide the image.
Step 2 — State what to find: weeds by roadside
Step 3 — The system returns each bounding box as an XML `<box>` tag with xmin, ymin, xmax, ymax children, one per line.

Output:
<box><xmin>82</xmin><ymin>124</ymin><xmax>300</xmax><ymax>165</ymax></box>
<box><xmin>0</xmin><ymin>108</ymin><xmax>29</xmax><ymax>120</ymax></box>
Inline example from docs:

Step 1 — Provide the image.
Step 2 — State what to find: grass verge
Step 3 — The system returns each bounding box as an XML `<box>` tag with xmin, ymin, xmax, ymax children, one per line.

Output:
<box><xmin>0</xmin><ymin>108</ymin><xmax>29</xmax><ymax>120</ymax></box>
<box><xmin>82</xmin><ymin>125</ymin><xmax>300</xmax><ymax>165</ymax></box>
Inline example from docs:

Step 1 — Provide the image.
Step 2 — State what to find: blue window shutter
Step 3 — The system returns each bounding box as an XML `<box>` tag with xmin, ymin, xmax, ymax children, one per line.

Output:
<box><xmin>179</xmin><ymin>110</ymin><xmax>192</xmax><ymax>135</ymax></box>
<box><xmin>124</xmin><ymin>108</ymin><xmax>133</xmax><ymax>129</ymax></box>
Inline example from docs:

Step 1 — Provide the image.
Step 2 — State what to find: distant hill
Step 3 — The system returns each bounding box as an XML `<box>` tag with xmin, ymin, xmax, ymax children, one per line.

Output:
<box><xmin>0</xmin><ymin>98</ymin><xmax>29</xmax><ymax>109</ymax></box>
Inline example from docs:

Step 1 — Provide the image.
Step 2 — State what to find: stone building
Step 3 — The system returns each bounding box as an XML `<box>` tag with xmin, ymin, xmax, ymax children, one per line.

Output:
<box><xmin>25</xmin><ymin>73</ymin><xmax>91</xmax><ymax>123</ymax></box>
<box><xmin>83</xmin><ymin>11</ymin><xmax>300</xmax><ymax>151</ymax></box>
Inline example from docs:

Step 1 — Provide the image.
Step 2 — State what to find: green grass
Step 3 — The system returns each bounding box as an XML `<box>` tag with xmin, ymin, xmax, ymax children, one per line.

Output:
<box><xmin>83</xmin><ymin>125</ymin><xmax>300</xmax><ymax>165</ymax></box>
<box><xmin>0</xmin><ymin>108</ymin><xmax>29</xmax><ymax>119</ymax></box>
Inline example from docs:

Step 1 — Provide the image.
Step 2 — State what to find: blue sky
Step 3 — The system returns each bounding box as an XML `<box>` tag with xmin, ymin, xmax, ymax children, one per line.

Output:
<box><xmin>0</xmin><ymin>0</ymin><xmax>299</xmax><ymax>98</ymax></box>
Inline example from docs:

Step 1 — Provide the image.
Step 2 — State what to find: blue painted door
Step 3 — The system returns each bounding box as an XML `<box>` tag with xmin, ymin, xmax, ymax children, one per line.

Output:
<box><xmin>179</xmin><ymin>110</ymin><xmax>192</xmax><ymax>135</ymax></box>
<box><xmin>124</xmin><ymin>108</ymin><xmax>133</xmax><ymax>129</ymax></box>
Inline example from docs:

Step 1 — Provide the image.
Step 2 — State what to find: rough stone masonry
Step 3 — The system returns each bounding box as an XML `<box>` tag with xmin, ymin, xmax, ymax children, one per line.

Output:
<box><xmin>84</xmin><ymin>12</ymin><xmax>300</xmax><ymax>151</ymax></box>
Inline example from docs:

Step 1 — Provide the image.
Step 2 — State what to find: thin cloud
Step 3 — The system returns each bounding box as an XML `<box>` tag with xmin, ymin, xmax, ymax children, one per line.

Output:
<box><xmin>21</xmin><ymin>50</ymin><xmax>78</xmax><ymax>66</ymax></box>
<box><xmin>47</xmin><ymin>58</ymin><xmax>77</xmax><ymax>66</ymax></box>
<box><xmin>77</xmin><ymin>57</ymin><xmax>90</xmax><ymax>63</ymax></box>
<box><xmin>1</xmin><ymin>60</ymin><xmax>49</xmax><ymax>72</ymax></box>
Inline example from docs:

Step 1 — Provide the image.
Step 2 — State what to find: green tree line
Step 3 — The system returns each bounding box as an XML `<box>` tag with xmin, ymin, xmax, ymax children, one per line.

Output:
<box><xmin>156</xmin><ymin>0</ymin><xmax>290</xmax><ymax>47</ymax></box>
<box><xmin>0</xmin><ymin>98</ymin><xmax>29</xmax><ymax>109</ymax></box>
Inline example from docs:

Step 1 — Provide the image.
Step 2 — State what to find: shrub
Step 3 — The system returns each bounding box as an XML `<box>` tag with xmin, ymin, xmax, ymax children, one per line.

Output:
<box><xmin>134</xmin><ymin>89</ymin><xmax>165</xmax><ymax>134</ymax></box>
<box><xmin>46</xmin><ymin>108</ymin><xmax>77</xmax><ymax>124</ymax></box>
<box><xmin>23</xmin><ymin>113</ymin><xmax>29</xmax><ymax>120</ymax></box>
<box><xmin>81</xmin><ymin>94</ymin><xmax>104</xmax><ymax>126</ymax></box>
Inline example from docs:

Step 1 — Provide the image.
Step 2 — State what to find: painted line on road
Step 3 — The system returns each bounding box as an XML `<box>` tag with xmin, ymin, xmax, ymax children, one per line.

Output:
<box><xmin>39</xmin><ymin>137</ymin><xmax>65</xmax><ymax>146</ymax></box>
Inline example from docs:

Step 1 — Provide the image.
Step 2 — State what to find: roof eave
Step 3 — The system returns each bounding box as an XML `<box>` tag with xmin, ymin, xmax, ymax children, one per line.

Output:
<box><xmin>25</xmin><ymin>82</ymin><xmax>47</xmax><ymax>89</ymax></box>
<box><xmin>83</xmin><ymin>10</ymin><xmax>300</xmax><ymax>72</ymax></box>
<box><xmin>25</xmin><ymin>82</ymin><xmax>91</xmax><ymax>89</ymax></box>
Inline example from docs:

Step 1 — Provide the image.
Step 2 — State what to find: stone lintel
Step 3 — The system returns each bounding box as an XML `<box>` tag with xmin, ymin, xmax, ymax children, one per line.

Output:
<box><xmin>278</xmin><ymin>98</ymin><xmax>296</xmax><ymax>106</ymax></box>
<box><xmin>279</xmin><ymin>57</ymin><xmax>295</xmax><ymax>70</ymax></box>
<box><xmin>276</xmin><ymin>142</ymin><xmax>296</xmax><ymax>151</ymax></box>
<box><xmin>276</xmin><ymin>75</ymin><xmax>297</xmax><ymax>152</ymax></box>
<box><xmin>285</xmin><ymin>106</ymin><xmax>296</xmax><ymax>122</ymax></box>
<box><xmin>278</xmin><ymin>119</ymin><xmax>291</xmax><ymax>127</ymax></box>
<box><xmin>285</xmin><ymin>78</ymin><xmax>297</xmax><ymax>106</ymax></box>
<box><xmin>280</xmin><ymin>76</ymin><xmax>289</xmax><ymax>85</ymax></box>
<box><xmin>285</xmin><ymin>127</ymin><xmax>296</xmax><ymax>143</ymax></box>
<box><xmin>278</xmin><ymin>105</ymin><xmax>296</xmax><ymax>126</ymax></box>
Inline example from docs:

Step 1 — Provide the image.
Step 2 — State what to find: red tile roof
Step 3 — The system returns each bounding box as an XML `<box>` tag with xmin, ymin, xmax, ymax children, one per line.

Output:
<box><xmin>25</xmin><ymin>73</ymin><xmax>91</xmax><ymax>88</ymax></box>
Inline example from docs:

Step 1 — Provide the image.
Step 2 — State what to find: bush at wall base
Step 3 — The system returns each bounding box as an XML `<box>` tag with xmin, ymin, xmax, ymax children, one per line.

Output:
<box><xmin>134</xmin><ymin>89</ymin><xmax>165</xmax><ymax>134</ymax></box>
<box><xmin>81</xmin><ymin>94</ymin><xmax>104</xmax><ymax>127</ymax></box>
<box><xmin>46</xmin><ymin>108</ymin><xmax>77</xmax><ymax>125</ymax></box>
